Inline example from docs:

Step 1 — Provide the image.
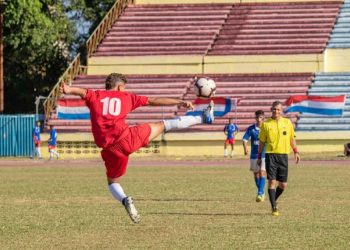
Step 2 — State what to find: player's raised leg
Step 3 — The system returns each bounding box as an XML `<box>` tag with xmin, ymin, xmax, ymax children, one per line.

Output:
<box><xmin>149</xmin><ymin>100</ymin><xmax>215</xmax><ymax>139</ymax></box>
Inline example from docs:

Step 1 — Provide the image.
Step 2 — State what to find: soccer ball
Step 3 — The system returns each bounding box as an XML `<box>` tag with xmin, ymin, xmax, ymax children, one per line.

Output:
<box><xmin>193</xmin><ymin>77</ymin><xmax>216</xmax><ymax>98</ymax></box>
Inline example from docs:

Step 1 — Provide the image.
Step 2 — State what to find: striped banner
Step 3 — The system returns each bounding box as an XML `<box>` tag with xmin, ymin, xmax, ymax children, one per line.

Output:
<box><xmin>284</xmin><ymin>95</ymin><xmax>346</xmax><ymax>116</ymax></box>
<box><xmin>57</xmin><ymin>99</ymin><xmax>90</xmax><ymax>119</ymax></box>
<box><xmin>186</xmin><ymin>97</ymin><xmax>238</xmax><ymax>117</ymax></box>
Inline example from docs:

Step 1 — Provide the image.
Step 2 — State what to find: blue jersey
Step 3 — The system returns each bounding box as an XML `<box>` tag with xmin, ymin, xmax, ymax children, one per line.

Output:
<box><xmin>242</xmin><ymin>124</ymin><xmax>265</xmax><ymax>159</ymax></box>
<box><xmin>49</xmin><ymin>129</ymin><xmax>57</xmax><ymax>146</ymax></box>
<box><xmin>33</xmin><ymin>126</ymin><xmax>41</xmax><ymax>141</ymax></box>
<box><xmin>224</xmin><ymin>124</ymin><xmax>239</xmax><ymax>139</ymax></box>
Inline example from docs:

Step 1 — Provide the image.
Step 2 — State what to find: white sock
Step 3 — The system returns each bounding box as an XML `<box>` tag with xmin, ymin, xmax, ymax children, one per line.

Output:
<box><xmin>37</xmin><ymin>147</ymin><xmax>42</xmax><ymax>157</ymax></box>
<box><xmin>230</xmin><ymin>150</ymin><xmax>234</xmax><ymax>156</ymax></box>
<box><xmin>50</xmin><ymin>149</ymin><xmax>59</xmax><ymax>157</ymax></box>
<box><xmin>163</xmin><ymin>115</ymin><xmax>202</xmax><ymax>132</ymax></box>
<box><xmin>224</xmin><ymin>149</ymin><xmax>228</xmax><ymax>156</ymax></box>
<box><xmin>108</xmin><ymin>183</ymin><xmax>127</xmax><ymax>203</ymax></box>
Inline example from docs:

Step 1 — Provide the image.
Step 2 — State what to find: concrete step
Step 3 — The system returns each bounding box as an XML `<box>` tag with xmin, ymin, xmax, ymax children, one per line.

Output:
<box><xmin>211</xmin><ymin>44</ymin><xmax>323</xmax><ymax>50</ymax></box>
<box><xmin>330</xmin><ymin>33</ymin><xmax>350</xmax><ymax>38</ymax></box>
<box><xmin>309</xmin><ymin>86</ymin><xmax>350</xmax><ymax>91</ymax></box>
<box><xmin>94</xmin><ymin>50</ymin><xmax>205</xmax><ymax>57</ymax></box>
<box><xmin>308</xmin><ymin>90</ymin><xmax>350</xmax><ymax>95</ymax></box>
<box><xmin>226</xmin><ymin>14</ymin><xmax>337</xmax><ymax>20</ymax></box>
<box><xmin>208</xmin><ymin>49</ymin><xmax>323</xmax><ymax>55</ymax></box>
<box><xmin>96</xmin><ymin>45</ymin><xmax>209</xmax><ymax>52</ymax></box>
<box><xmin>114</xmin><ymin>20</ymin><xmax>224</xmax><ymax>27</ymax></box>
<box><xmin>220</xmin><ymin>28</ymin><xmax>332</xmax><ymax>34</ymax></box>
<box><xmin>100</xmin><ymin>40</ymin><xmax>212</xmax><ymax>47</ymax></box>
<box><xmin>296</xmin><ymin>124</ymin><xmax>350</xmax><ymax>130</ymax></box>
<box><xmin>225</xmin><ymin>18</ymin><xmax>334</xmax><ymax>25</ymax></box>
<box><xmin>103</xmin><ymin>35</ymin><xmax>214</xmax><ymax>42</ymax></box>
<box><xmin>315</xmin><ymin>72</ymin><xmax>350</xmax><ymax>77</ymax></box>
<box><xmin>312</xmin><ymin>82</ymin><xmax>350</xmax><ymax>86</ymax></box>
<box><xmin>215</xmin><ymin>38</ymin><xmax>326</xmax><ymax>45</ymax></box>
<box><xmin>330</xmin><ymin>28</ymin><xmax>350</xmax><ymax>33</ymax></box>
<box><xmin>328</xmin><ymin>38</ymin><xmax>350</xmax><ymax>43</ymax></box>
<box><xmin>118</xmin><ymin>15</ymin><xmax>227</xmax><ymax>21</ymax></box>
<box><xmin>123</xmin><ymin>10</ymin><xmax>230</xmax><ymax>16</ymax></box>
<box><xmin>215</xmin><ymin>81</ymin><xmax>311</xmax><ymax>87</ymax></box>
<box><xmin>298</xmin><ymin>118</ymin><xmax>350</xmax><ymax>124</ymax></box>
<box><xmin>109</xmin><ymin>26</ymin><xmax>218</xmax><ymax>32</ymax></box>
<box><xmin>218</xmin><ymin>34</ymin><xmax>329</xmax><ymax>40</ymax></box>
<box><xmin>327</xmin><ymin>44</ymin><xmax>350</xmax><ymax>48</ymax></box>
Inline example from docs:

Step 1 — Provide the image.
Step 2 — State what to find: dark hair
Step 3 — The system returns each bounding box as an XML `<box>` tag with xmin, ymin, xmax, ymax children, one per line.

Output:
<box><xmin>271</xmin><ymin>100</ymin><xmax>283</xmax><ymax>108</ymax></box>
<box><xmin>255</xmin><ymin>110</ymin><xmax>264</xmax><ymax>117</ymax></box>
<box><xmin>105</xmin><ymin>73</ymin><xmax>127</xmax><ymax>90</ymax></box>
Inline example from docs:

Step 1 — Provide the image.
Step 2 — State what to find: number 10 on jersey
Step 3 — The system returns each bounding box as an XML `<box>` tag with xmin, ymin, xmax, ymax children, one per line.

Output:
<box><xmin>101</xmin><ymin>97</ymin><xmax>121</xmax><ymax>116</ymax></box>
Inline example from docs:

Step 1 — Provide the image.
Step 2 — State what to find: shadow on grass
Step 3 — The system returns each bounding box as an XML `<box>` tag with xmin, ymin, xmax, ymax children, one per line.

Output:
<box><xmin>148</xmin><ymin>212</ymin><xmax>264</xmax><ymax>216</ymax></box>
<box><xmin>138</xmin><ymin>198</ymin><xmax>235</xmax><ymax>202</ymax></box>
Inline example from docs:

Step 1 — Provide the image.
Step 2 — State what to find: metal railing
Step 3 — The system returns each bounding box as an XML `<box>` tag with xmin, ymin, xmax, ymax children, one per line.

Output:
<box><xmin>86</xmin><ymin>0</ymin><xmax>134</xmax><ymax>57</ymax></box>
<box><xmin>43</xmin><ymin>54</ymin><xmax>87</xmax><ymax>120</ymax></box>
<box><xmin>44</xmin><ymin>0</ymin><xmax>133</xmax><ymax>120</ymax></box>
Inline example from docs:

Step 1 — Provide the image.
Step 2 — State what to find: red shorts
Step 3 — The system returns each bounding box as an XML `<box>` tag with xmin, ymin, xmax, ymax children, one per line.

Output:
<box><xmin>101</xmin><ymin>124</ymin><xmax>151</xmax><ymax>179</ymax></box>
<box><xmin>225</xmin><ymin>139</ymin><xmax>235</xmax><ymax>145</ymax></box>
<box><xmin>35</xmin><ymin>141</ymin><xmax>41</xmax><ymax>147</ymax></box>
<box><xmin>48</xmin><ymin>145</ymin><xmax>55</xmax><ymax>150</ymax></box>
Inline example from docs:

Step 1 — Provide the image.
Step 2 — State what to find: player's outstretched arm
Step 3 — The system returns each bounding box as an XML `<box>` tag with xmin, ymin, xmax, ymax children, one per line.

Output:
<box><xmin>148</xmin><ymin>97</ymin><xmax>194</xmax><ymax>110</ymax></box>
<box><xmin>60</xmin><ymin>83</ymin><xmax>87</xmax><ymax>99</ymax></box>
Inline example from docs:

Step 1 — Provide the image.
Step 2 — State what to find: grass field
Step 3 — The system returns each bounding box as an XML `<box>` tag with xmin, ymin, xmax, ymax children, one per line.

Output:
<box><xmin>1</xmin><ymin>158</ymin><xmax>350</xmax><ymax>250</ymax></box>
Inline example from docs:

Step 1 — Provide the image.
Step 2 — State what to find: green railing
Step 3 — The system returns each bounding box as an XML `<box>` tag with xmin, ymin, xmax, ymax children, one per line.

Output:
<box><xmin>44</xmin><ymin>0</ymin><xmax>133</xmax><ymax>120</ymax></box>
<box><xmin>43</xmin><ymin>54</ymin><xmax>87</xmax><ymax>120</ymax></box>
<box><xmin>86</xmin><ymin>0</ymin><xmax>134</xmax><ymax>57</ymax></box>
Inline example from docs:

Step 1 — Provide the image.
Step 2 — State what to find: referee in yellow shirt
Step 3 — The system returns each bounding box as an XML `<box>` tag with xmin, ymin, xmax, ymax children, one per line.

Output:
<box><xmin>257</xmin><ymin>101</ymin><xmax>301</xmax><ymax>216</ymax></box>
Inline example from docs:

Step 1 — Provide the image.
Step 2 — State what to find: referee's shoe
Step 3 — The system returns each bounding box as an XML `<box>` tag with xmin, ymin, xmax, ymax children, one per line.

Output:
<box><xmin>272</xmin><ymin>207</ymin><xmax>279</xmax><ymax>216</ymax></box>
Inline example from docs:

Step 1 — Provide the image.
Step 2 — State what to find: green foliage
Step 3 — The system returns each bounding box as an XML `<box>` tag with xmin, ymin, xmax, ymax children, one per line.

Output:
<box><xmin>3</xmin><ymin>0</ymin><xmax>115</xmax><ymax>113</ymax></box>
<box><xmin>4</xmin><ymin>0</ymin><xmax>75</xmax><ymax>113</ymax></box>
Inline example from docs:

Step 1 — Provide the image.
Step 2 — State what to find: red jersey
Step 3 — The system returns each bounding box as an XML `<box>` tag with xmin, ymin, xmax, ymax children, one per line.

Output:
<box><xmin>84</xmin><ymin>89</ymin><xmax>149</xmax><ymax>148</ymax></box>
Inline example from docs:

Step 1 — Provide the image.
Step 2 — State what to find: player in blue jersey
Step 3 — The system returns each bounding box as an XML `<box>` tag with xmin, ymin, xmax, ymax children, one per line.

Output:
<box><xmin>48</xmin><ymin>125</ymin><xmax>59</xmax><ymax>160</ymax></box>
<box><xmin>30</xmin><ymin>120</ymin><xmax>42</xmax><ymax>159</ymax></box>
<box><xmin>242</xmin><ymin>110</ymin><xmax>266</xmax><ymax>202</ymax></box>
<box><xmin>223</xmin><ymin>118</ymin><xmax>239</xmax><ymax>158</ymax></box>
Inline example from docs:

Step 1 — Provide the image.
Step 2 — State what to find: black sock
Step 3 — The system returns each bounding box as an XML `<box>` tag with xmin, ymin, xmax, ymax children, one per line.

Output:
<box><xmin>268</xmin><ymin>189</ymin><xmax>277</xmax><ymax>209</ymax></box>
<box><xmin>275</xmin><ymin>187</ymin><xmax>284</xmax><ymax>201</ymax></box>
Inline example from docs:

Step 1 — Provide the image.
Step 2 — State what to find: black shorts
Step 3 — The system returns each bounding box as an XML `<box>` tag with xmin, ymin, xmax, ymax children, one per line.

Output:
<box><xmin>265</xmin><ymin>153</ymin><xmax>288</xmax><ymax>182</ymax></box>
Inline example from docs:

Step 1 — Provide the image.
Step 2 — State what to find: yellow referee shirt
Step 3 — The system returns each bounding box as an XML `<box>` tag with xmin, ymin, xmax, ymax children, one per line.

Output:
<box><xmin>259</xmin><ymin>117</ymin><xmax>295</xmax><ymax>154</ymax></box>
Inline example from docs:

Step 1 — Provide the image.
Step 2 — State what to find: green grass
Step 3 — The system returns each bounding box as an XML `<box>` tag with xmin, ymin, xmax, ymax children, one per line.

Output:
<box><xmin>0</xmin><ymin>160</ymin><xmax>350</xmax><ymax>249</ymax></box>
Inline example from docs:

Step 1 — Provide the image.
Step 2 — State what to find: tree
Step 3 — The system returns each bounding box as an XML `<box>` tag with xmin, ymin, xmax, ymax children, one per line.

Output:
<box><xmin>63</xmin><ymin>0</ymin><xmax>116</xmax><ymax>62</ymax></box>
<box><xmin>4</xmin><ymin>0</ymin><xmax>75</xmax><ymax>113</ymax></box>
<box><xmin>3</xmin><ymin>0</ymin><xmax>115</xmax><ymax>113</ymax></box>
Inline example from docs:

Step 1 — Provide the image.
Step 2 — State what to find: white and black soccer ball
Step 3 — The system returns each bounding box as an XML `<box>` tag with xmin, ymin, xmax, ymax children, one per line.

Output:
<box><xmin>193</xmin><ymin>77</ymin><xmax>216</xmax><ymax>98</ymax></box>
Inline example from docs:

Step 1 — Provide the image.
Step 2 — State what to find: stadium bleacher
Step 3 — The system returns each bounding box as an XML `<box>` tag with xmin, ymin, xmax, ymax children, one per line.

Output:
<box><xmin>327</xmin><ymin>1</ymin><xmax>350</xmax><ymax>48</ymax></box>
<box><xmin>93</xmin><ymin>3</ymin><xmax>232</xmax><ymax>56</ymax></box>
<box><xmin>47</xmin><ymin>0</ymin><xmax>349</xmax><ymax>134</ymax></box>
<box><xmin>209</xmin><ymin>1</ymin><xmax>342</xmax><ymax>55</ymax></box>
<box><xmin>297</xmin><ymin>72</ymin><xmax>350</xmax><ymax>130</ymax></box>
<box><xmin>49</xmin><ymin>73</ymin><xmax>313</xmax><ymax>132</ymax></box>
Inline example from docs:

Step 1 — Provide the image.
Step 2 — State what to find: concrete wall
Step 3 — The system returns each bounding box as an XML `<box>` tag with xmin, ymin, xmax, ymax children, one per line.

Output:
<box><xmin>135</xmin><ymin>0</ymin><xmax>341</xmax><ymax>3</ymax></box>
<box><xmin>43</xmin><ymin>131</ymin><xmax>350</xmax><ymax>159</ymax></box>
<box><xmin>88</xmin><ymin>54</ymin><xmax>324</xmax><ymax>75</ymax></box>
<box><xmin>324</xmin><ymin>48</ymin><xmax>350</xmax><ymax>72</ymax></box>
<box><xmin>88</xmin><ymin>56</ymin><xmax>203</xmax><ymax>75</ymax></box>
<box><xmin>135</xmin><ymin>0</ymin><xmax>238</xmax><ymax>3</ymax></box>
<box><xmin>204</xmin><ymin>54</ymin><xmax>323</xmax><ymax>74</ymax></box>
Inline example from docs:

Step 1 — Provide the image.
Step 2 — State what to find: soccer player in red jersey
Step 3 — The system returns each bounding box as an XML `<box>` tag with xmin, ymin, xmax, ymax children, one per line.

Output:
<box><xmin>60</xmin><ymin>73</ymin><xmax>214</xmax><ymax>223</ymax></box>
